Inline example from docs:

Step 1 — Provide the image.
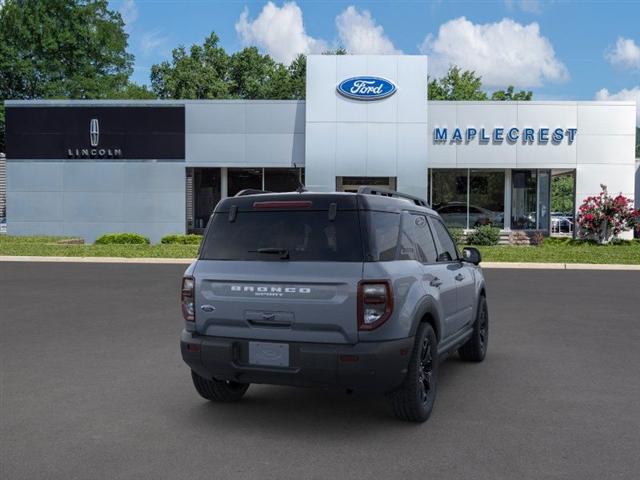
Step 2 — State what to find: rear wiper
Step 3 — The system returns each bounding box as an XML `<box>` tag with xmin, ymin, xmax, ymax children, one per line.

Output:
<box><xmin>250</xmin><ymin>247</ymin><xmax>290</xmax><ymax>259</ymax></box>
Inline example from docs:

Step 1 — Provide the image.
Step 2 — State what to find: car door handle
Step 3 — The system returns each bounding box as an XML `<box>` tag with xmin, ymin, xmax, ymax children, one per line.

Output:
<box><xmin>455</xmin><ymin>273</ymin><xmax>465</xmax><ymax>281</ymax></box>
<box><xmin>429</xmin><ymin>277</ymin><xmax>442</xmax><ymax>288</ymax></box>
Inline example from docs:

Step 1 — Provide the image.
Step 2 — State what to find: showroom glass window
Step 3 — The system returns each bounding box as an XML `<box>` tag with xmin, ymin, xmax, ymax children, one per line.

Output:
<box><xmin>511</xmin><ymin>170</ymin><xmax>538</xmax><ymax>229</ymax></box>
<box><xmin>264</xmin><ymin>168</ymin><xmax>303</xmax><ymax>192</ymax></box>
<box><xmin>228</xmin><ymin>168</ymin><xmax>263</xmax><ymax>196</ymax></box>
<box><xmin>429</xmin><ymin>169</ymin><xmax>468</xmax><ymax>228</ymax></box>
<box><xmin>429</xmin><ymin>169</ymin><xmax>505</xmax><ymax>230</ymax></box>
<box><xmin>469</xmin><ymin>170</ymin><xmax>505</xmax><ymax>228</ymax></box>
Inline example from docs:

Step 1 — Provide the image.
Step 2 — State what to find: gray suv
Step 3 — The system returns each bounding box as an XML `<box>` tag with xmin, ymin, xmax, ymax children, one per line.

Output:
<box><xmin>180</xmin><ymin>188</ymin><xmax>488</xmax><ymax>422</ymax></box>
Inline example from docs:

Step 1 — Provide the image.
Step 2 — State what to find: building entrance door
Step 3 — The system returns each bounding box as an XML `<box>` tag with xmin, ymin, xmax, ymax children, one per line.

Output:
<box><xmin>336</xmin><ymin>176</ymin><xmax>397</xmax><ymax>193</ymax></box>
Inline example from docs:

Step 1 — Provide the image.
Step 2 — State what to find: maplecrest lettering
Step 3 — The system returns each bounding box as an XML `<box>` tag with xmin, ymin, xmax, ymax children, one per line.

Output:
<box><xmin>433</xmin><ymin>127</ymin><xmax>577</xmax><ymax>145</ymax></box>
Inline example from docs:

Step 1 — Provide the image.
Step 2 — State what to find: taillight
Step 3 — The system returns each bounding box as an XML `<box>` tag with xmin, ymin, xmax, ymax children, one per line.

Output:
<box><xmin>358</xmin><ymin>280</ymin><xmax>393</xmax><ymax>330</ymax></box>
<box><xmin>181</xmin><ymin>276</ymin><xmax>195</xmax><ymax>322</ymax></box>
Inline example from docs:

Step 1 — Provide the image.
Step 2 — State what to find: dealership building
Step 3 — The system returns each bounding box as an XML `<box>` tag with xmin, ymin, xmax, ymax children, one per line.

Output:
<box><xmin>3</xmin><ymin>55</ymin><xmax>638</xmax><ymax>242</ymax></box>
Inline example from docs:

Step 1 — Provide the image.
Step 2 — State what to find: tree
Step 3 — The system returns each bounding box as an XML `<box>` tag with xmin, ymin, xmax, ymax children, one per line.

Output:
<box><xmin>288</xmin><ymin>54</ymin><xmax>306</xmax><ymax>100</ymax></box>
<box><xmin>551</xmin><ymin>174</ymin><xmax>575</xmax><ymax>213</ymax></box>
<box><xmin>0</xmin><ymin>0</ymin><xmax>136</xmax><ymax>151</ymax></box>
<box><xmin>150</xmin><ymin>33</ymin><xmax>230</xmax><ymax>99</ymax></box>
<box><xmin>491</xmin><ymin>86</ymin><xmax>533</xmax><ymax>101</ymax></box>
<box><xmin>428</xmin><ymin>67</ymin><xmax>487</xmax><ymax>101</ymax></box>
<box><xmin>428</xmin><ymin>66</ymin><xmax>533</xmax><ymax>102</ymax></box>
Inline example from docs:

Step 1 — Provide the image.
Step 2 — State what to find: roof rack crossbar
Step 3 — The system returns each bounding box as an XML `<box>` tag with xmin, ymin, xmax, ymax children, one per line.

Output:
<box><xmin>234</xmin><ymin>189</ymin><xmax>272</xmax><ymax>197</ymax></box>
<box><xmin>357</xmin><ymin>186</ymin><xmax>429</xmax><ymax>208</ymax></box>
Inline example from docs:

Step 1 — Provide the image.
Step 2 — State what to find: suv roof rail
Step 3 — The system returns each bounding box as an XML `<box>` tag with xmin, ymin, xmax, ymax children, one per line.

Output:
<box><xmin>357</xmin><ymin>186</ymin><xmax>430</xmax><ymax>208</ymax></box>
<box><xmin>234</xmin><ymin>189</ymin><xmax>272</xmax><ymax>197</ymax></box>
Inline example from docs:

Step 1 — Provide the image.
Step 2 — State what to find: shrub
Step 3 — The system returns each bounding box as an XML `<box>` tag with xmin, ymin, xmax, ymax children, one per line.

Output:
<box><xmin>160</xmin><ymin>234</ymin><xmax>203</xmax><ymax>245</ymax></box>
<box><xmin>448</xmin><ymin>228</ymin><xmax>464</xmax><ymax>245</ymax></box>
<box><xmin>543</xmin><ymin>236</ymin><xmax>571</xmax><ymax>246</ymax></box>
<box><xmin>466</xmin><ymin>226</ymin><xmax>500</xmax><ymax>246</ymax></box>
<box><xmin>577</xmin><ymin>184</ymin><xmax>639</xmax><ymax>244</ymax></box>
<box><xmin>509</xmin><ymin>231</ymin><xmax>529</xmax><ymax>246</ymax></box>
<box><xmin>530</xmin><ymin>231</ymin><xmax>545</xmax><ymax>246</ymax></box>
<box><xmin>94</xmin><ymin>233</ymin><xmax>150</xmax><ymax>245</ymax></box>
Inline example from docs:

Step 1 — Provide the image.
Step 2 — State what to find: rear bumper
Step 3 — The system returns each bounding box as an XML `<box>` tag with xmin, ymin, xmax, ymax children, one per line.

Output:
<box><xmin>180</xmin><ymin>330</ymin><xmax>414</xmax><ymax>393</ymax></box>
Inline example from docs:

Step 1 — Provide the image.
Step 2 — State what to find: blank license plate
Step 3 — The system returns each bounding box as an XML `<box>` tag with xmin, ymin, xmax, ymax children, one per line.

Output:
<box><xmin>248</xmin><ymin>342</ymin><xmax>290</xmax><ymax>367</ymax></box>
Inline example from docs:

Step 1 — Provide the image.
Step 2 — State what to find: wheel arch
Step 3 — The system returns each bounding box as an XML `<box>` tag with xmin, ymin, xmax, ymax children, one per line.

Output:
<box><xmin>410</xmin><ymin>298</ymin><xmax>442</xmax><ymax>342</ymax></box>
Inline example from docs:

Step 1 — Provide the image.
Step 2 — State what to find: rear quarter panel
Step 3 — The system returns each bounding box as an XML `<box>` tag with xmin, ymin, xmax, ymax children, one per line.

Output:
<box><xmin>359</xmin><ymin>260</ymin><xmax>427</xmax><ymax>342</ymax></box>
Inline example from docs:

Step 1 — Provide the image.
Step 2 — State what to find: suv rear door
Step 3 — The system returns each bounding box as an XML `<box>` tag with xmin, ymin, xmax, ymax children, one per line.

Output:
<box><xmin>428</xmin><ymin>216</ymin><xmax>474</xmax><ymax>338</ymax></box>
<box><xmin>194</xmin><ymin>200</ymin><xmax>363</xmax><ymax>345</ymax></box>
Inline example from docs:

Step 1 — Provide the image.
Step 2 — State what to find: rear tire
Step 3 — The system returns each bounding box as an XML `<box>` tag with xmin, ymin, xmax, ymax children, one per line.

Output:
<box><xmin>387</xmin><ymin>323</ymin><xmax>438</xmax><ymax>423</ymax></box>
<box><xmin>458</xmin><ymin>295</ymin><xmax>489</xmax><ymax>362</ymax></box>
<box><xmin>191</xmin><ymin>370</ymin><xmax>249</xmax><ymax>402</ymax></box>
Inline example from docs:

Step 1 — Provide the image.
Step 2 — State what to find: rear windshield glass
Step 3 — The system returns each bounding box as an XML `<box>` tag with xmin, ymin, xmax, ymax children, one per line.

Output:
<box><xmin>200</xmin><ymin>211</ymin><xmax>363</xmax><ymax>262</ymax></box>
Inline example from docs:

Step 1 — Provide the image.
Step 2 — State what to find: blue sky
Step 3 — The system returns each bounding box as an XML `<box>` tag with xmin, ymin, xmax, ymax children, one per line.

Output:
<box><xmin>113</xmin><ymin>0</ymin><xmax>640</xmax><ymax>122</ymax></box>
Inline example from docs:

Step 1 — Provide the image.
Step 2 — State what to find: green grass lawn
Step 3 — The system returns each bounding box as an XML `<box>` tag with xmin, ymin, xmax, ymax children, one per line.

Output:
<box><xmin>1</xmin><ymin>235</ymin><xmax>640</xmax><ymax>264</ymax></box>
<box><xmin>0</xmin><ymin>236</ymin><xmax>199</xmax><ymax>258</ymax></box>
<box><xmin>476</xmin><ymin>242</ymin><xmax>640</xmax><ymax>264</ymax></box>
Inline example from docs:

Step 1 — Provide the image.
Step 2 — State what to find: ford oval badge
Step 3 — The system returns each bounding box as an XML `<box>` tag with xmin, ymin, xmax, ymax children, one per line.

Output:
<box><xmin>337</xmin><ymin>76</ymin><xmax>397</xmax><ymax>101</ymax></box>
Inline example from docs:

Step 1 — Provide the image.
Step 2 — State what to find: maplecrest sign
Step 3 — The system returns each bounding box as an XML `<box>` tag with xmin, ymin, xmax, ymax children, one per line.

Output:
<box><xmin>433</xmin><ymin>127</ymin><xmax>577</xmax><ymax>144</ymax></box>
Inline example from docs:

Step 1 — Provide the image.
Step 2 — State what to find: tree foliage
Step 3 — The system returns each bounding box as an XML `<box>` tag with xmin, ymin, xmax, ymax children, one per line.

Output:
<box><xmin>150</xmin><ymin>33</ymin><xmax>307</xmax><ymax>100</ymax></box>
<box><xmin>551</xmin><ymin>174</ymin><xmax>575</xmax><ymax>213</ymax></box>
<box><xmin>0</xmin><ymin>0</ymin><xmax>141</xmax><ymax>151</ymax></box>
<box><xmin>428</xmin><ymin>66</ymin><xmax>533</xmax><ymax>101</ymax></box>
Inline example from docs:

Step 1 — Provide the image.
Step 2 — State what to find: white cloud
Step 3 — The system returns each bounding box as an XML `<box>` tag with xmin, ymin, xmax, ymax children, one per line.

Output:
<box><xmin>140</xmin><ymin>30</ymin><xmax>167</xmax><ymax>56</ymax></box>
<box><xmin>605</xmin><ymin>37</ymin><xmax>640</xmax><ymax>70</ymax></box>
<box><xmin>235</xmin><ymin>1</ymin><xmax>327</xmax><ymax>65</ymax></box>
<box><xmin>119</xmin><ymin>0</ymin><xmax>138</xmax><ymax>33</ymax></box>
<box><xmin>504</xmin><ymin>0</ymin><xmax>542</xmax><ymax>14</ymax></box>
<box><xmin>335</xmin><ymin>6</ymin><xmax>401</xmax><ymax>55</ymax></box>
<box><xmin>420</xmin><ymin>17</ymin><xmax>568</xmax><ymax>89</ymax></box>
<box><xmin>595</xmin><ymin>87</ymin><xmax>640</xmax><ymax>124</ymax></box>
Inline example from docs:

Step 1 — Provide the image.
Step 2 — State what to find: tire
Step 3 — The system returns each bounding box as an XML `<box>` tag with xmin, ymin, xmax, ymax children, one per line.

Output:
<box><xmin>191</xmin><ymin>370</ymin><xmax>249</xmax><ymax>402</ymax></box>
<box><xmin>458</xmin><ymin>295</ymin><xmax>489</xmax><ymax>362</ymax></box>
<box><xmin>387</xmin><ymin>323</ymin><xmax>438</xmax><ymax>423</ymax></box>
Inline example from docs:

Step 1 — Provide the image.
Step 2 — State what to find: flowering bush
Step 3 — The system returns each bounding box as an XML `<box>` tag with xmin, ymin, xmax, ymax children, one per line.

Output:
<box><xmin>577</xmin><ymin>185</ymin><xmax>639</xmax><ymax>244</ymax></box>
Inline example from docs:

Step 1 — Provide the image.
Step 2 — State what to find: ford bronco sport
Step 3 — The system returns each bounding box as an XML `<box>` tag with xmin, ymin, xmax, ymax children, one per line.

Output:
<box><xmin>180</xmin><ymin>187</ymin><xmax>488</xmax><ymax>422</ymax></box>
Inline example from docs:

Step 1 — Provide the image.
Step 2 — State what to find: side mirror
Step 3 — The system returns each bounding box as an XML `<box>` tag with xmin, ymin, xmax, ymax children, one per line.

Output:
<box><xmin>462</xmin><ymin>247</ymin><xmax>481</xmax><ymax>265</ymax></box>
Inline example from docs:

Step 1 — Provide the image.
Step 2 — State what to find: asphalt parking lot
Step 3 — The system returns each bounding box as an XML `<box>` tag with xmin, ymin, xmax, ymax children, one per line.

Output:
<box><xmin>1</xmin><ymin>262</ymin><xmax>639</xmax><ymax>480</ymax></box>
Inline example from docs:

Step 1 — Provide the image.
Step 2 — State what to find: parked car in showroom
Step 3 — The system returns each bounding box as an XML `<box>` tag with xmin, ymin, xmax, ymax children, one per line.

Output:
<box><xmin>435</xmin><ymin>201</ymin><xmax>504</xmax><ymax>228</ymax></box>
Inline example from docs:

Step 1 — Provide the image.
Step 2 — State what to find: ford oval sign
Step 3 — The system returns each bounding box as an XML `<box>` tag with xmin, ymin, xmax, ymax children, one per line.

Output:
<box><xmin>337</xmin><ymin>77</ymin><xmax>397</xmax><ymax>101</ymax></box>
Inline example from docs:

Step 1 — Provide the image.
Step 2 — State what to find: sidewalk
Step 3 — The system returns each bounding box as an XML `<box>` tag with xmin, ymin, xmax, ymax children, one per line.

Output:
<box><xmin>2</xmin><ymin>255</ymin><xmax>640</xmax><ymax>270</ymax></box>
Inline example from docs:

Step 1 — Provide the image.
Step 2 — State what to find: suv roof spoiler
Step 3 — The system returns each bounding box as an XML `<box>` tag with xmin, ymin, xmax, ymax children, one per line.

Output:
<box><xmin>357</xmin><ymin>186</ymin><xmax>430</xmax><ymax>208</ymax></box>
<box><xmin>234</xmin><ymin>189</ymin><xmax>272</xmax><ymax>197</ymax></box>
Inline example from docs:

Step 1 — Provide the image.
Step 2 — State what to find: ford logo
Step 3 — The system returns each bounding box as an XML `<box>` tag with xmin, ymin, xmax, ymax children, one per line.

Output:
<box><xmin>337</xmin><ymin>76</ymin><xmax>397</xmax><ymax>101</ymax></box>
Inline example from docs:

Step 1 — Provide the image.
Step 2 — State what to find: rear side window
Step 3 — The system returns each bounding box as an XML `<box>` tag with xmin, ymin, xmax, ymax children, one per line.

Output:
<box><xmin>363</xmin><ymin>211</ymin><xmax>400</xmax><ymax>261</ymax></box>
<box><xmin>411</xmin><ymin>215</ymin><xmax>438</xmax><ymax>263</ymax></box>
<box><xmin>430</xmin><ymin>218</ymin><xmax>459</xmax><ymax>262</ymax></box>
<box><xmin>200</xmin><ymin>210</ymin><xmax>363</xmax><ymax>262</ymax></box>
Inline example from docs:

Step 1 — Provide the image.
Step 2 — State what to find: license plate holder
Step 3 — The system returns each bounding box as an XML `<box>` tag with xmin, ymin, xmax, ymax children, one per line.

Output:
<box><xmin>248</xmin><ymin>341</ymin><xmax>290</xmax><ymax>367</ymax></box>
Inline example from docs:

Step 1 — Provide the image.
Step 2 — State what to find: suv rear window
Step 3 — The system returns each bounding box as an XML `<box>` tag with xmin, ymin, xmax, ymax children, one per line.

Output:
<box><xmin>200</xmin><ymin>210</ymin><xmax>363</xmax><ymax>262</ymax></box>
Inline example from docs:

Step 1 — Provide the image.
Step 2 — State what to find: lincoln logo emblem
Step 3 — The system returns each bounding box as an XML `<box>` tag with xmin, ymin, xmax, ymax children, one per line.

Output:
<box><xmin>90</xmin><ymin>119</ymin><xmax>99</xmax><ymax>147</ymax></box>
<box><xmin>67</xmin><ymin>118</ymin><xmax>122</xmax><ymax>158</ymax></box>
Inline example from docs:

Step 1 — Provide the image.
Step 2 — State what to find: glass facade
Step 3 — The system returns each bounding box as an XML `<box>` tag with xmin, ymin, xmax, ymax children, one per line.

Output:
<box><xmin>429</xmin><ymin>168</ymin><xmax>553</xmax><ymax>231</ymax></box>
<box><xmin>264</xmin><ymin>168</ymin><xmax>303</xmax><ymax>192</ymax></box>
<box><xmin>429</xmin><ymin>170</ymin><xmax>468</xmax><ymax>228</ymax></box>
<box><xmin>429</xmin><ymin>169</ymin><xmax>504</xmax><ymax>229</ymax></box>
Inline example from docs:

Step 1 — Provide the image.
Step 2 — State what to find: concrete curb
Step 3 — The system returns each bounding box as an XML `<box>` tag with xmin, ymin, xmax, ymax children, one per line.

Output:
<box><xmin>0</xmin><ymin>255</ymin><xmax>193</xmax><ymax>264</ymax></box>
<box><xmin>1</xmin><ymin>256</ymin><xmax>640</xmax><ymax>270</ymax></box>
<box><xmin>482</xmin><ymin>262</ymin><xmax>640</xmax><ymax>270</ymax></box>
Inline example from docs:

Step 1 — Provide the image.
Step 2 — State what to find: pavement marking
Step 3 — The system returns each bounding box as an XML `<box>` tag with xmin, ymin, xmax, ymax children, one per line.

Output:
<box><xmin>1</xmin><ymin>255</ymin><xmax>640</xmax><ymax>270</ymax></box>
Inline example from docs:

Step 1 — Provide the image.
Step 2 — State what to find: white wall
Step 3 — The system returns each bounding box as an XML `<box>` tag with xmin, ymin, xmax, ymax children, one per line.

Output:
<box><xmin>428</xmin><ymin>101</ymin><xmax>637</xmax><ymax>237</ymax></box>
<box><xmin>305</xmin><ymin>55</ymin><xmax>428</xmax><ymax>199</ymax></box>
<box><xmin>6</xmin><ymin>160</ymin><xmax>185</xmax><ymax>243</ymax></box>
